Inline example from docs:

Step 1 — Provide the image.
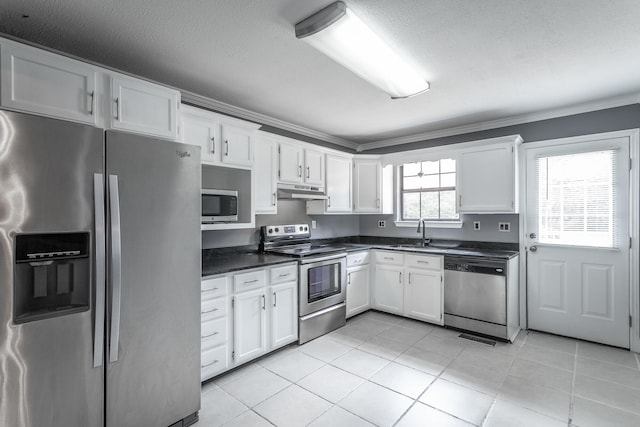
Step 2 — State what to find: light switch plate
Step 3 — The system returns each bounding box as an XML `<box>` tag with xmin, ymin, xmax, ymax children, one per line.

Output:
<box><xmin>378</xmin><ymin>220</ymin><xmax>386</xmax><ymax>228</ymax></box>
<box><xmin>473</xmin><ymin>221</ymin><xmax>481</xmax><ymax>230</ymax></box>
<box><xmin>311</xmin><ymin>220</ymin><xmax>317</xmax><ymax>229</ymax></box>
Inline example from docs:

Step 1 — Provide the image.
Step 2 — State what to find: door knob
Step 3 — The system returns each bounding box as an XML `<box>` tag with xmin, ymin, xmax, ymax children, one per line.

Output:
<box><xmin>530</xmin><ymin>246</ymin><xmax>537</xmax><ymax>252</ymax></box>
<box><xmin>529</xmin><ymin>233</ymin><xmax>537</xmax><ymax>239</ymax></box>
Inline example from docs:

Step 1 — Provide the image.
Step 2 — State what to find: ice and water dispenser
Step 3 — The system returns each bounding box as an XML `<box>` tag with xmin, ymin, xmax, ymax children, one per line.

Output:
<box><xmin>14</xmin><ymin>233</ymin><xmax>91</xmax><ymax>324</ymax></box>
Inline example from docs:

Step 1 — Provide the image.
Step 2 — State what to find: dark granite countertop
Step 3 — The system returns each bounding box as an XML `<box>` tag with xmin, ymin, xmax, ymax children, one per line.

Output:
<box><xmin>202</xmin><ymin>247</ymin><xmax>296</xmax><ymax>277</ymax></box>
<box><xmin>202</xmin><ymin>238</ymin><xmax>519</xmax><ymax>276</ymax></box>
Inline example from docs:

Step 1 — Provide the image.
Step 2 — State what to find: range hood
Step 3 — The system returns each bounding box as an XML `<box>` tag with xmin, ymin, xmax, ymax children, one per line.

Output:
<box><xmin>277</xmin><ymin>183</ymin><xmax>328</xmax><ymax>200</ymax></box>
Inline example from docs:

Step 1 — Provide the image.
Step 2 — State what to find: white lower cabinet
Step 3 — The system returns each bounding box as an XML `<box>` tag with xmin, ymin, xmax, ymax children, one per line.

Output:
<box><xmin>233</xmin><ymin>288</ymin><xmax>268</xmax><ymax>365</ymax></box>
<box><xmin>200</xmin><ymin>275</ymin><xmax>230</xmax><ymax>381</ymax></box>
<box><xmin>346</xmin><ymin>251</ymin><xmax>370</xmax><ymax>318</ymax></box>
<box><xmin>372</xmin><ymin>250</ymin><xmax>444</xmax><ymax>325</ymax></box>
<box><xmin>201</xmin><ymin>262</ymin><xmax>298</xmax><ymax>381</ymax></box>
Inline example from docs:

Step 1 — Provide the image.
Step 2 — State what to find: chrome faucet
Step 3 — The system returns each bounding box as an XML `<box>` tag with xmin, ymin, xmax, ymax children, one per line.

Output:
<box><xmin>416</xmin><ymin>217</ymin><xmax>431</xmax><ymax>246</ymax></box>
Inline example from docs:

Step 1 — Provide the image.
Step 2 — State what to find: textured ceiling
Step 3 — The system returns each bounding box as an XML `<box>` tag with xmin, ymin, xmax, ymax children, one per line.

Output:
<box><xmin>1</xmin><ymin>0</ymin><xmax>640</xmax><ymax>147</ymax></box>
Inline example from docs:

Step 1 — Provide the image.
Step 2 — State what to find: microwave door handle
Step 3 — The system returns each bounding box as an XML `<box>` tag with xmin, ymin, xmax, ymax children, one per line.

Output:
<box><xmin>108</xmin><ymin>174</ymin><xmax>123</xmax><ymax>363</ymax></box>
<box><xmin>93</xmin><ymin>174</ymin><xmax>106</xmax><ymax>368</ymax></box>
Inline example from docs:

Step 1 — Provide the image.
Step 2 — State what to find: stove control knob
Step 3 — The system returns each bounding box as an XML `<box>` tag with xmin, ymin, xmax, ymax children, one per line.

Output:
<box><xmin>299</xmin><ymin>226</ymin><xmax>304</xmax><ymax>231</ymax></box>
<box><xmin>267</xmin><ymin>228</ymin><xmax>273</xmax><ymax>234</ymax></box>
<box><xmin>275</xmin><ymin>227</ymin><xmax>279</xmax><ymax>232</ymax></box>
<box><xmin>304</xmin><ymin>226</ymin><xmax>308</xmax><ymax>231</ymax></box>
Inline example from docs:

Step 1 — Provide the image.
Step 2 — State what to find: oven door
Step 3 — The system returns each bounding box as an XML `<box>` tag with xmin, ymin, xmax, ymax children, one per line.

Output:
<box><xmin>299</xmin><ymin>253</ymin><xmax>347</xmax><ymax>316</ymax></box>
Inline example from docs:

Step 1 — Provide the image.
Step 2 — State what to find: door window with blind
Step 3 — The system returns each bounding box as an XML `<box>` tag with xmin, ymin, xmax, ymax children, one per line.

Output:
<box><xmin>536</xmin><ymin>149</ymin><xmax>618</xmax><ymax>248</ymax></box>
<box><xmin>401</xmin><ymin>158</ymin><xmax>459</xmax><ymax>220</ymax></box>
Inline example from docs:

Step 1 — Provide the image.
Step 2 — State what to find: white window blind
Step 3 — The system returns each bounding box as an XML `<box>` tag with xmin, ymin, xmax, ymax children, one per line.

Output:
<box><xmin>536</xmin><ymin>150</ymin><xmax>617</xmax><ymax>248</ymax></box>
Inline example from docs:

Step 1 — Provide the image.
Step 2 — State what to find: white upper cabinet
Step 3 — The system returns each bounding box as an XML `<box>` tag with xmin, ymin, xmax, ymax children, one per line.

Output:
<box><xmin>457</xmin><ymin>136</ymin><xmax>521</xmax><ymax>213</ymax></box>
<box><xmin>0</xmin><ymin>39</ymin><xmax>99</xmax><ymax>125</ymax></box>
<box><xmin>278</xmin><ymin>141</ymin><xmax>324</xmax><ymax>186</ymax></box>
<box><xmin>353</xmin><ymin>158</ymin><xmax>393</xmax><ymax>214</ymax></box>
<box><xmin>307</xmin><ymin>153</ymin><xmax>352</xmax><ymax>214</ymax></box>
<box><xmin>109</xmin><ymin>74</ymin><xmax>180</xmax><ymax>140</ymax></box>
<box><xmin>304</xmin><ymin>148</ymin><xmax>325</xmax><ymax>185</ymax></box>
<box><xmin>254</xmin><ymin>132</ymin><xmax>278</xmax><ymax>214</ymax></box>
<box><xmin>180</xmin><ymin>105</ymin><xmax>260</xmax><ymax>168</ymax></box>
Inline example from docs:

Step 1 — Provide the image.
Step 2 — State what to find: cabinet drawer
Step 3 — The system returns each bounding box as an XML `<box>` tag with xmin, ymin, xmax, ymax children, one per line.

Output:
<box><xmin>201</xmin><ymin>296</ymin><xmax>227</xmax><ymax>318</ymax></box>
<box><xmin>233</xmin><ymin>269</ymin><xmax>266</xmax><ymax>292</ymax></box>
<box><xmin>405</xmin><ymin>254</ymin><xmax>442</xmax><ymax>271</ymax></box>
<box><xmin>347</xmin><ymin>251</ymin><xmax>370</xmax><ymax>267</ymax></box>
<box><xmin>201</xmin><ymin>345</ymin><xmax>228</xmax><ymax>381</ymax></box>
<box><xmin>201</xmin><ymin>317</ymin><xmax>227</xmax><ymax>347</ymax></box>
<box><xmin>201</xmin><ymin>275</ymin><xmax>228</xmax><ymax>299</ymax></box>
<box><xmin>374</xmin><ymin>251</ymin><xmax>404</xmax><ymax>265</ymax></box>
<box><xmin>270</xmin><ymin>263</ymin><xmax>298</xmax><ymax>284</ymax></box>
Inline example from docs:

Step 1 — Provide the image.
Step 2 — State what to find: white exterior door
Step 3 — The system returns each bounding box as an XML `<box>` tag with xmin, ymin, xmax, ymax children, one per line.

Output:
<box><xmin>525</xmin><ymin>135</ymin><xmax>631</xmax><ymax>348</ymax></box>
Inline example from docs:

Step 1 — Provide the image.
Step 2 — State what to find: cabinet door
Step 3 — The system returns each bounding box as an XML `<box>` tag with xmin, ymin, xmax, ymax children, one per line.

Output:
<box><xmin>181</xmin><ymin>114</ymin><xmax>219</xmax><ymax>164</ymax></box>
<box><xmin>404</xmin><ymin>268</ymin><xmax>443</xmax><ymax>325</ymax></box>
<box><xmin>254</xmin><ymin>137</ymin><xmax>278</xmax><ymax>214</ymax></box>
<box><xmin>278</xmin><ymin>142</ymin><xmax>303</xmax><ymax>183</ymax></box>
<box><xmin>0</xmin><ymin>42</ymin><xmax>98</xmax><ymax>125</ymax></box>
<box><xmin>373</xmin><ymin>265</ymin><xmax>403</xmax><ymax>315</ymax></box>
<box><xmin>353</xmin><ymin>160</ymin><xmax>381</xmax><ymax>213</ymax></box>
<box><xmin>221</xmin><ymin>123</ymin><xmax>254</xmax><ymax>167</ymax></box>
<box><xmin>110</xmin><ymin>75</ymin><xmax>179</xmax><ymax>140</ymax></box>
<box><xmin>233</xmin><ymin>289</ymin><xmax>267</xmax><ymax>365</ymax></box>
<box><xmin>347</xmin><ymin>265</ymin><xmax>370</xmax><ymax>318</ymax></box>
<box><xmin>304</xmin><ymin>148</ymin><xmax>325</xmax><ymax>185</ymax></box>
<box><xmin>326</xmin><ymin>154</ymin><xmax>352</xmax><ymax>213</ymax></box>
<box><xmin>457</xmin><ymin>144</ymin><xmax>515</xmax><ymax>213</ymax></box>
<box><xmin>269</xmin><ymin>282</ymin><xmax>298</xmax><ymax>349</ymax></box>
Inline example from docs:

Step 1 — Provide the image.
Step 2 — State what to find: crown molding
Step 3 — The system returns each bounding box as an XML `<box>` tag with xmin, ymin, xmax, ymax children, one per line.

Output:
<box><xmin>180</xmin><ymin>91</ymin><xmax>357</xmax><ymax>150</ymax></box>
<box><xmin>357</xmin><ymin>92</ymin><xmax>640</xmax><ymax>152</ymax></box>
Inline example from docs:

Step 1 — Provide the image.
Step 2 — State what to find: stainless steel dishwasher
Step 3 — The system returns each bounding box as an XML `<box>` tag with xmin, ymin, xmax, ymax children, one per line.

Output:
<box><xmin>444</xmin><ymin>255</ymin><xmax>520</xmax><ymax>342</ymax></box>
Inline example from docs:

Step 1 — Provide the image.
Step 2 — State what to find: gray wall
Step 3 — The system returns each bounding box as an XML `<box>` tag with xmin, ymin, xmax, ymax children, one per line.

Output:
<box><xmin>202</xmin><ymin>200</ymin><xmax>360</xmax><ymax>249</ymax></box>
<box><xmin>358</xmin><ymin>213</ymin><xmax>519</xmax><ymax>243</ymax></box>
<box><xmin>365</xmin><ymin>104</ymin><xmax>640</xmax><ymax>154</ymax></box>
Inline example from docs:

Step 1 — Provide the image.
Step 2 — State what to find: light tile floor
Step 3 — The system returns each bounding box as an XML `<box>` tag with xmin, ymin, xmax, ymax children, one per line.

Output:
<box><xmin>196</xmin><ymin>311</ymin><xmax>640</xmax><ymax>426</ymax></box>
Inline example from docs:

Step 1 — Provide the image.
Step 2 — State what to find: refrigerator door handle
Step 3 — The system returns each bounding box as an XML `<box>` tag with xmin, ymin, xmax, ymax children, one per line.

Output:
<box><xmin>93</xmin><ymin>174</ymin><xmax>106</xmax><ymax>368</ymax></box>
<box><xmin>108</xmin><ymin>174</ymin><xmax>123</xmax><ymax>363</ymax></box>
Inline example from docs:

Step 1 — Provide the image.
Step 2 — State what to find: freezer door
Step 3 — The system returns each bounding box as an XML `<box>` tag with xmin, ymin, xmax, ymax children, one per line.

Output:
<box><xmin>105</xmin><ymin>131</ymin><xmax>201</xmax><ymax>427</ymax></box>
<box><xmin>0</xmin><ymin>110</ymin><xmax>104</xmax><ymax>427</ymax></box>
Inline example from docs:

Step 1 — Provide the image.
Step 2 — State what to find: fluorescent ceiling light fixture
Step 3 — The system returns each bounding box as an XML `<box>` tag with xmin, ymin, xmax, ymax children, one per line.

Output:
<box><xmin>295</xmin><ymin>1</ymin><xmax>429</xmax><ymax>99</ymax></box>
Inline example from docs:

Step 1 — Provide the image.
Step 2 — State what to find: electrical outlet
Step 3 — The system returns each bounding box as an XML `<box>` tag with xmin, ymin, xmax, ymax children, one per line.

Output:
<box><xmin>473</xmin><ymin>221</ymin><xmax>481</xmax><ymax>231</ymax></box>
<box><xmin>378</xmin><ymin>220</ymin><xmax>386</xmax><ymax>228</ymax></box>
<box><xmin>498</xmin><ymin>222</ymin><xmax>511</xmax><ymax>232</ymax></box>
<box><xmin>311</xmin><ymin>220</ymin><xmax>317</xmax><ymax>229</ymax></box>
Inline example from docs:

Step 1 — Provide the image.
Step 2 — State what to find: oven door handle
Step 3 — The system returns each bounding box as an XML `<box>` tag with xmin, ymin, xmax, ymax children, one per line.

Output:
<box><xmin>299</xmin><ymin>252</ymin><xmax>347</xmax><ymax>264</ymax></box>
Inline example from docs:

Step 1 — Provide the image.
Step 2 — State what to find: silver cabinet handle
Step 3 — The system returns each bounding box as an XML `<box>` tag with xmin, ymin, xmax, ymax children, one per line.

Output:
<box><xmin>399</xmin><ymin>272</ymin><xmax>402</xmax><ymax>283</ymax></box>
<box><xmin>278</xmin><ymin>273</ymin><xmax>290</xmax><ymax>277</ymax></box>
<box><xmin>201</xmin><ymin>360</ymin><xmax>219</xmax><ymax>368</ymax></box>
<box><xmin>459</xmin><ymin>194</ymin><xmax>462</xmax><ymax>207</ymax></box>
<box><xmin>327</xmin><ymin>196</ymin><xmax>331</xmax><ymax>207</ymax></box>
<box><xmin>307</xmin><ymin>166</ymin><xmax>310</xmax><ymax>179</ymax></box>
<box><xmin>202</xmin><ymin>331</ymin><xmax>219</xmax><ymax>338</ymax></box>
<box><xmin>211</xmin><ymin>137</ymin><xmax>215</xmax><ymax>154</ymax></box>
<box><xmin>114</xmin><ymin>97</ymin><xmax>120</xmax><ymax>121</ymax></box>
<box><xmin>262</xmin><ymin>294</ymin><xmax>266</xmax><ymax>310</ymax></box>
<box><xmin>93</xmin><ymin>174</ymin><xmax>106</xmax><ymax>368</ymax></box>
<box><xmin>272</xmin><ymin>192</ymin><xmax>276</xmax><ymax>206</ymax></box>
<box><xmin>225</xmin><ymin>140</ymin><xmax>229</xmax><ymax>156</ymax></box>
<box><xmin>201</xmin><ymin>307</ymin><xmax>219</xmax><ymax>314</ymax></box>
<box><xmin>347</xmin><ymin>272</ymin><xmax>351</xmax><ymax>285</ymax></box>
<box><xmin>273</xmin><ymin>292</ymin><xmax>277</xmax><ymax>307</ymax></box>
<box><xmin>243</xmin><ymin>279</ymin><xmax>259</xmax><ymax>285</ymax></box>
<box><xmin>88</xmin><ymin>91</ymin><xmax>95</xmax><ymax>115</ymax></box>
<box><xmin>384</xmin><ymin>257</ymin><xmax>394</xmax><ymax>260</ymax></box>
<box><xmin>530</xmin><ymin>246</ymin><xmax>538</xmax><ymax>252</ymax></box>
<box><xmin>376</xmin><ymin>198</ymin><xmax>380</xmax><ymax>208</ymax></box>
<box><xmin>108</xmin><ymin>174</ymin><xmax>122</xmax><ymax>363</ymax></box>
<box><xmin>298</xmin><ymin>165</ymin><xmax>302</xmax><ymax>177</ymax></box>
<box><xmin>203</xmin><ymin>287</ymin><xmax>219</xmax><ymax>293</ymax></box>
<box><xmin>417</xmin><ymin>260</ymin><xmax>429</xmax><ymax>264</ymax></box>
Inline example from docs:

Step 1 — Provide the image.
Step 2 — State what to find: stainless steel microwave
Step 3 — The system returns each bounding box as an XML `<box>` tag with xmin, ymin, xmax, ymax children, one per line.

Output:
<box><xmin>202</xmin><ymin>189</ymin><xmax>238</xmax><ymax>223</ymax></box>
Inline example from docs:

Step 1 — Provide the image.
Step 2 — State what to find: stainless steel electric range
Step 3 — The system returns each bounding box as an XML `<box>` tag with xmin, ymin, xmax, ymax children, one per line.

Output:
<box><xmin>260</xmin><ymin>224</ymin><xmax>347</xmax><ymax>344</ymax></box>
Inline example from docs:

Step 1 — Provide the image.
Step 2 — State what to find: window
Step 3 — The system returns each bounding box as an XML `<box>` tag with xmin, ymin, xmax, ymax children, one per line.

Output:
<box><xmin>536</xmin><ymin>150</ymin><xmax>617</xmax><ymax>248</ymax></box>
<box><xmin>401</xmin><ymin>158</ymin><xmax>459</xmax><ymax>220</ymax></box>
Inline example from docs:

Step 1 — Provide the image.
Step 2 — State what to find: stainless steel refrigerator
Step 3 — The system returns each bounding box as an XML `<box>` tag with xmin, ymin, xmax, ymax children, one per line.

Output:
<box><xmin>0</xmin><ymin>110</ymin><xmax>201</xmax><ymax>426</ymax></box>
